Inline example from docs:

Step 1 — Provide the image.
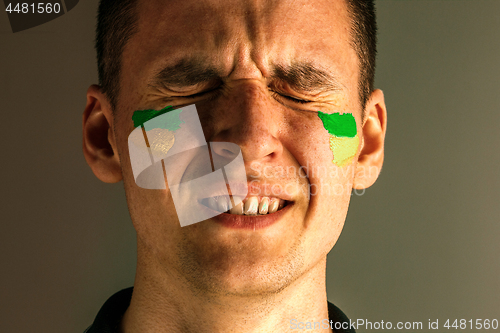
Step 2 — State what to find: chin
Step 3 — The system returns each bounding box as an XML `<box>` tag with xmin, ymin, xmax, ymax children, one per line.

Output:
<box><xmin>177</xmin><ymin>235</ymin><xmax>306</xmax><ymax>296</ymax></box>
<box><xmin>197</xmin><ymin>263</ymin><xmax>302</xmax><ymax>297</ymax></box>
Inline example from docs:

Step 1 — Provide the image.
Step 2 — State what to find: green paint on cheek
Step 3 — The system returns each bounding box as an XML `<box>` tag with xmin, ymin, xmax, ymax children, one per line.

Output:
<box><xmin>132</xmin><ymin>105</ymin><xmax>183</xmax><ymax>131</ymax></box>
<box><xmin>317</xmin><ymin>111</ymin><xmax>357</xmax><ymax>138</ymax></box>
<box><xmin>318</xmin><ymin>111</ymin><xmax>359</xmax><ymax>167</ymax></box>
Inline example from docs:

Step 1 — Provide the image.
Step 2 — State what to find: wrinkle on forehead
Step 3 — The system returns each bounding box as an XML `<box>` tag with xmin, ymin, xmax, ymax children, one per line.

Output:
<box><xmin>134</xmin><ymin>0</ymin><xmax>351</xmax><ymax>56</ymax></box>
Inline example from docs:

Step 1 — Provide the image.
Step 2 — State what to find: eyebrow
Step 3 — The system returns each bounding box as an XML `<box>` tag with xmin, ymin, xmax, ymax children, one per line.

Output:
<box><xmin>271</xmin><ymin>62</ymin><xmax>345</xmax><ymax>93</ymax></box>
<box><xmin>149</xmin><ymin>58</ymin><xmax>223</xmax><ymax>88</ymax></box>
<box><xmin>149</xmin><ymin>58</ymin><xmax>344</xmax><ymax>93</ymax></box>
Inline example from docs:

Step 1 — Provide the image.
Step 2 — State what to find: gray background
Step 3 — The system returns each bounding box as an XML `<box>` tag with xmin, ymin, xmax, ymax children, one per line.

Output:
<box><xmin>0</xmin><ymin>1</ymin><xmax>498</xmax><ymax>332</ymax></box>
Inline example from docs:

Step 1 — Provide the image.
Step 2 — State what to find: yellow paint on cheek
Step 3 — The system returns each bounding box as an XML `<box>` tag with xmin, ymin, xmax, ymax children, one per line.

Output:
<box><xmin>328</xmin><ymin>134</ymin><xmax>360</xmax><ymax>167</ymax></box>
<box><xmin>129</xmin><ymin>127</ymin><xmax>175</xmax><ymax>157</ymax></box>
<box><xmin>147</xmin><ymin>128</ymin><xmax>175</xmax><ymax>156</ymax></box>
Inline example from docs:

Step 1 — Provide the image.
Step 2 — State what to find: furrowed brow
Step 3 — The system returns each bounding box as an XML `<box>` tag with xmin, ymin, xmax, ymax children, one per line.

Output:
<box><xmin>149</xmin><ymin>58</ymin><xmax>222</xmax><ymax>88</ymax></box>
<box><xmin>272</xmin><ymin>63</ymin><xmax>345</xmax><ymax>93</ymax></box>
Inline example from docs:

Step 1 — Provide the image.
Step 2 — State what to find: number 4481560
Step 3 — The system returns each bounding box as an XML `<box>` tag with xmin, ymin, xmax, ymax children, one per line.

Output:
<box><xmin>5</xmin><ymin>3</ymin><xmax>61</xmax><ymax>14</ymax></box>
<box><xmin>444</xmin><ymin>319</ymin><xmax>499</xmax><ymax>330</ymax></box>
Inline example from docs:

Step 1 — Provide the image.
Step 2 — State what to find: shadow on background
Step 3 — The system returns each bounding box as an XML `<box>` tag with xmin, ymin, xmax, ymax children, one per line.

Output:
<box><xmin>4</xmin><ymin>0</ymin><xmax>79</xmax><ymax>32</ymax></box>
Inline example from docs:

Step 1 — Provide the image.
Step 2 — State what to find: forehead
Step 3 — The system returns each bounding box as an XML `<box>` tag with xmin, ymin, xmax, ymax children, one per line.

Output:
<box><xmin>121</xmin><ymin>0</ymin><xmax>357</xmax><ymax>99</ymax></box>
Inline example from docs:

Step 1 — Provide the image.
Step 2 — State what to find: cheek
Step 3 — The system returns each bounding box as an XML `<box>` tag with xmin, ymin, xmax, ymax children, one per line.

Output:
<box><xmin>327</xmin><ymin>134</ymin><xmax>360</xmax><ymax>167</ymax></box>
<box><xmin>115</xmin><ymin>116</ymin><xmax>181</xmax><ymax>237</ymax></box>
<box><xmin>283</xmin><ymin>111</ymin><xmax>357</xmax><ymax>214</ymax></box>
<box><xmin>317</xmin><ymin>111</ymin><xmax>360</xmax><ymax>168</ymax></box>
<box><xmin>283</xmin><ymin>110</ymin><xmax>359</xmax><ymax>179</ymax></box>
<box><xmin>284</xmin><ymin>119</ymin><xmax>354</xmax><ymax>257</ymax></box>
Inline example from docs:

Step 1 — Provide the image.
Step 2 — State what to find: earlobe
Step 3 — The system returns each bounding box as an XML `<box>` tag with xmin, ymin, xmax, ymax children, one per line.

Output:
<box><xmin>353</xmin><ymin>89</ymin><xmax>387</xmax><ymax>190</ymax></box>
<box><xmin>82</xmin><ymin>85</ymin><xmax>123</xmax><ymax>183</ymax></box>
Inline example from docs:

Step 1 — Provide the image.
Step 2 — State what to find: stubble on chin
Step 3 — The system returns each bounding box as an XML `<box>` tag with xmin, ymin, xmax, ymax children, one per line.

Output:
<box><xmin>174</xmin><ymin>232</ymin><xmax>306</xmax><ymax>298</ymax></box>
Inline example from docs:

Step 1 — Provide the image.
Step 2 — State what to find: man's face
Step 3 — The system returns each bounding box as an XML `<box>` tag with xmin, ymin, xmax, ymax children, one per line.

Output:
<box><xmin>115</xmin><ymin>0</ymin><xmax>362</xmax><ymax>294</ymax></box>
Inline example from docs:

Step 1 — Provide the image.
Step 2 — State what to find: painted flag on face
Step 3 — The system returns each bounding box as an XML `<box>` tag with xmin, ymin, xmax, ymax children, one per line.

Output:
<box><xmin>317</xmin><ymin>111</ymin><xmax>360</xmax><ymax>167</ymax></box>
<box><xmin>128</xmin><ymin>104</ymin><xmax>247</xmax><ymax>226</ymax></box>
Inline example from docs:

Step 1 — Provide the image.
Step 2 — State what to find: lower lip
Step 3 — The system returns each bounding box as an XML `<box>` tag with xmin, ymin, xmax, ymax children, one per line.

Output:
<box><xmin>210</xmin><ymin>203</ymin><xmax>293</xmax><ymax>230</ymax></box>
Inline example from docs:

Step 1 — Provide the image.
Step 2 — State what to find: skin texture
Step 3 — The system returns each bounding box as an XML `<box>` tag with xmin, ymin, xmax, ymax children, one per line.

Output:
<box><xmin>82</xmin><ymin>0</ymin><xmax>387</xmax><ymax>332</ymax></box>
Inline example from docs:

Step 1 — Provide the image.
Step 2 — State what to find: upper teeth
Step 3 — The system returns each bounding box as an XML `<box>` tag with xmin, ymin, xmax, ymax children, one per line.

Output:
<box><xmin>205</xmin><ymin>196</ymin><xmax>286</xmax><ymax>215</ymax></box>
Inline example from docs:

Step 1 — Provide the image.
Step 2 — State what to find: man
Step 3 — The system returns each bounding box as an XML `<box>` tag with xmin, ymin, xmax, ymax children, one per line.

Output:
<box><xmin>82</xmin><ymin>0</ymin><xmax>387</xmax><ymax>331</ymax></box>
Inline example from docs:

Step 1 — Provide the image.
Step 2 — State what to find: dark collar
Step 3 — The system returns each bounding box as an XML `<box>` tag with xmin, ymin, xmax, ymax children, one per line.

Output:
<box><xmin>85</xmin><ymin>287</ymin><xmax>355</xmax><ymax>333</ymax></box>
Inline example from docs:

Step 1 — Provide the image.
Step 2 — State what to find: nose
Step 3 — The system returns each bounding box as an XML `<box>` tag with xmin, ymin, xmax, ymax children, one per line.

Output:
<box><xmin>209</xmin><ymin>141</ymin><xmax>239</xmax><ymax>160</ymax></box>
<box><xmin>209</xmin><ymin>81</ymin><xmax>284</xmax><ymax>164</ymax></box>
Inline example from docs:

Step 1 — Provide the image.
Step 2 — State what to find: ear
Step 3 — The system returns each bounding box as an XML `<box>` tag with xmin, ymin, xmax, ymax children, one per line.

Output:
<box><xmin>353</xmin><ymin>89</ymin><xmax>387</xmax><ymax>190</ymax></box>
<box><xmin>82</xmin><ymin>85</ymin><xmax>123</xmax><ymax>183</ymax></box>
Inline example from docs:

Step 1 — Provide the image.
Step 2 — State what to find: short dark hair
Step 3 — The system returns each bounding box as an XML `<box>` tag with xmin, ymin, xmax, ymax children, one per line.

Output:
<box><xmin>95</xmin><ymin>0</ymin><xmax>376</xmax><ymax>112</ymax></box>
<box><xmin>95</xmin><ymin>0</ymin><xmax>138</xmax><ymax>112</ymax></box>
<box><xmin>345</xmin><ymin>0</ymin><xmax>377</xmax><ymax>112</ymax></box>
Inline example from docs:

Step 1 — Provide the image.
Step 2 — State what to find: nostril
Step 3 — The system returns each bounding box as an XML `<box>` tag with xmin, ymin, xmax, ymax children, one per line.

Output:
<box><xmin>210</xmin><ymin>141</ymin><xmax>241</xmax><ymax>158</ymax></box>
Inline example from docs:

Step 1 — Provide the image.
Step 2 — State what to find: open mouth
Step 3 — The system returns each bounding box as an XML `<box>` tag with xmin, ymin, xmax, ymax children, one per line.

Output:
<box><xmin>200</xmin><ymin>196</ymin><xmax>288</xmax><ymax>215</ymax></box>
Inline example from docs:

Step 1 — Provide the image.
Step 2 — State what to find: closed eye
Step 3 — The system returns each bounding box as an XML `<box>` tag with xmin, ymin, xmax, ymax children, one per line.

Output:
<box><xmin>173</xmin><ymin>87</ymin><xmax>222</xmax><ymax>99</ymax></box>
<box><xmin>271</xmin><ymin>91</ymin><xmax>313</xmax><ymax>104</ymax></box>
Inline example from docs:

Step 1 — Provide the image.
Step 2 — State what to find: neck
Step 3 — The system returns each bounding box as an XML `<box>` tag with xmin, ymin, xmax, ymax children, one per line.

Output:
<box><xmin>121</xmin><ymin>253</ymin><xmax>331</xmax><ymax>333</ymax></box>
